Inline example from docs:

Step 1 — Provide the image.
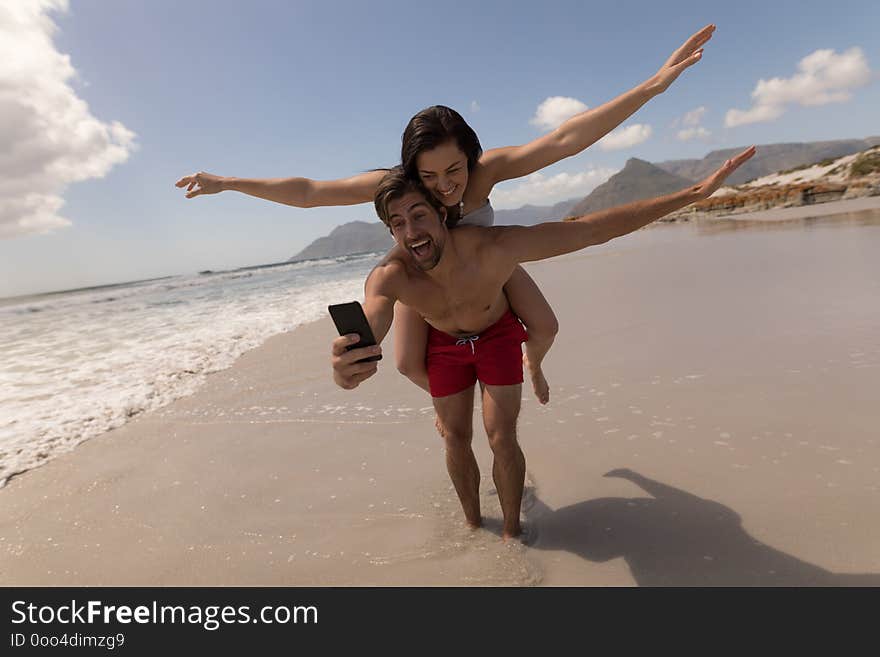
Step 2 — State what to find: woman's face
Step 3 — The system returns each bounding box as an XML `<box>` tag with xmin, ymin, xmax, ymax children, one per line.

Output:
<box><xmin>415</xmin><ymin>140</ymin><xmax>469</xmax><ymax>208</ymax></box>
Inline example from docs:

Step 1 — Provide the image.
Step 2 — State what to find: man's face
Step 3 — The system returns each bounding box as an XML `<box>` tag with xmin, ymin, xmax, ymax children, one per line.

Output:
<box><xmin>386</xmin><ymin>191</ymin><xmax>447</xmax><ymax>271</ymax></box>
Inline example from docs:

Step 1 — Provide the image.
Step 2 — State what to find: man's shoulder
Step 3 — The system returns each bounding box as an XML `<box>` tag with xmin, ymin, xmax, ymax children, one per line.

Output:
<box><xmin>452</xmin><ymin>224</ymin><xmax>510</xmax><ymax>250</ymax></box>
<box><xmin>368</xmin><ymin>251</ymin><xmax>408</xmax><ymax>294</ymax></box>
<box><xmin>375</xmin><ymin>246</ymin><xmax>409</xmax><ymax>274</ymax></box>
<box><xmin>451</xmin><ymin>223</ymin><xmax>499</xmax><ymax>241</ymax></box>
<box><xmin>455</xmin><ymin>225</ymin><xmax>528</xmax><ymax>270</ymax></box>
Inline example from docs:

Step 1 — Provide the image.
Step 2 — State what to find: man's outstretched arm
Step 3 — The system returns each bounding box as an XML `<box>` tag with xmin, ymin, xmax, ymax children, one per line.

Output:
<box><xmin>495</xmin><ymin>146</ymin><xmax>755</xmax><ymax>263</ymax></box>
<box><xmin>330</xmin><ymin>263</ymin><xmax>399</xmax><ymax>390</ymax></box>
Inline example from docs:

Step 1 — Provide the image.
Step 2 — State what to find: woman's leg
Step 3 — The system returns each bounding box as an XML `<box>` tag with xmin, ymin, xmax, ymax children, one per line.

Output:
<box><xmin>392</xmin><ymin>301</ymin><xmax>431</xmax><ymax>394</ymax></box>
<box><xmin>503</xmin><ymin>266</ymin><xmax>559</xmax><ymax>404</ymax></box>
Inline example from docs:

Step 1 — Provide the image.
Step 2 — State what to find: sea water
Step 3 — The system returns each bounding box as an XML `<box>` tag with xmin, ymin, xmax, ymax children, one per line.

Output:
<box><xmin>0</xmin><ymin>253</ymin><xmax>383</xmax><ymax>486</ymax></box>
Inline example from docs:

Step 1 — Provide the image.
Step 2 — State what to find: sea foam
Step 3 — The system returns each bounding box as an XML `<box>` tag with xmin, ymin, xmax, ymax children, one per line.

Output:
<box><xmin>0</xmin><ymin>253</ymin><xmax>381</xmax><ymax>486</ymax></box>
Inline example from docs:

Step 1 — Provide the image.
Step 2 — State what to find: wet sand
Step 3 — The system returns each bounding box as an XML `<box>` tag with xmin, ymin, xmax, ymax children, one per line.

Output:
<box><xmin>2</xmin><ymin>209</ymin><xmax>879</xmax><ymax>586</ymax></box>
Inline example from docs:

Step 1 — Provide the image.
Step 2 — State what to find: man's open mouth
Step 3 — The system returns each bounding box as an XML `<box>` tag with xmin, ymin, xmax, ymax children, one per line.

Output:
<box><xmin>409</xmin><ymin>239</ymin><xmax>431</xmax><ymax>258</ymax></box>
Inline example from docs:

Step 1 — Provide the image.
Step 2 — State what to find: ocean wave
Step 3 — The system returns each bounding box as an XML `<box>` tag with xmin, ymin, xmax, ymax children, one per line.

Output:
<box><xmin>0</xmin><ymin>263</ymin><xmax>378</xmax><ymax>487</ymax></box>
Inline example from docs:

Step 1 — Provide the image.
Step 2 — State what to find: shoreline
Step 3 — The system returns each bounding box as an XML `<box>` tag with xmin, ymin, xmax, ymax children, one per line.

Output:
<box><xmin>0</xmin><ymin>316</ymin><xmax>326</xmax><ymax>491</ymax></box>
<box><xmin>0</xmin><ymin>259</ymin><xmax>373</xmax><ymax>490</ymax></box>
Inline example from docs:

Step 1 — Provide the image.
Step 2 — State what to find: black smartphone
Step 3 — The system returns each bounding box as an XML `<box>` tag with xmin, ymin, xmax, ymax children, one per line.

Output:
<box><xmin>328</xmin><ymin>301</ymin><xmax>382</xmax><ymax>363</ymax></box>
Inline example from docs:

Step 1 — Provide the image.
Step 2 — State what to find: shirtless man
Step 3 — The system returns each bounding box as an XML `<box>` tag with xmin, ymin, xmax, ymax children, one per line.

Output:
<box><xmin>331</xmin><ymin>147</ymin><xmax>755</xmax><ymax>539</ymax></box>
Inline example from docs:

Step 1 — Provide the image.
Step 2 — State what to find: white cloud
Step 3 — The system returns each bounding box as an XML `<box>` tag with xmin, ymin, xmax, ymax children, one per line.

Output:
<box><xmin>725</xmin><ymin>104</ymin><xmax>785</xmax><ymax>127</ymax></box>
<box><xmin>0</xmin><ymin>0</ymin><xmax>137</xmax><ymax>239</ymax></box>
<box><xmin>470</xmin><ymin>100</ymin><xmax>480</xmax><ymax>113</ymax></box>
<box><xmin>530</xmin><ymin>96</ymin><xmax>589</xmax><ymax>131</ymax></box>
<box><xmin>598</xmin><ymin>124</ymin><xmax>652</xmax><ymax>151</ymax></box>
<box><xmin>674</xmin><ymin>107</ymin><xmax>710</xmax><ymax>141</ymax></box>
<box><xmin>677</xmin><ymin>127</ymin><xmax>711</xmax><ymax>141</ymax></box>
<box><xmin>682</xmin><ymin>106</ymin><xmax>706</xmax><ymax>127</ymax></box>
<box><xmin>725</xmin><ymin>47</ymin><xmax>871</xmax><ymax>128</ymax></box>
<box><xmin>489</xmin><ymin>167</ymin><xmax>616</xmax><ymax>210</ymax></box>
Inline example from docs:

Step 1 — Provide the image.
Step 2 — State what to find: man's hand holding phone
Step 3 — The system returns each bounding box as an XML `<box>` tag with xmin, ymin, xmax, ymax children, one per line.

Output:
<box><xmin>331</xmin><ymin>334</ymin><xmax>382</xmax><ymax>389</ymax></box>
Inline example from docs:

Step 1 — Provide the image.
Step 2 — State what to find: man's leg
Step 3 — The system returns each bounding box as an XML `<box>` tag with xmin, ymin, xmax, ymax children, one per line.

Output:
<box><xmin>432</xmin><ymin>386</ymin><xmax>481</xmax><ymax>528</ymax></box>
<box><xmin>481</xmin><ymin>384</ymin><xmax>525</xmax><ymax>539</ymax></box>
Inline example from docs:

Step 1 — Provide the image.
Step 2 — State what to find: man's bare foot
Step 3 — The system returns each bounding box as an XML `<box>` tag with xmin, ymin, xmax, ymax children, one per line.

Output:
<box><xmin>466</xmin><ymin>516</ymin><xmax>483</xmax><ymax>530</ymax></box>
<box><xmin>523</xmin><ymin>354</ymin><xmax>550</xmax><ymax>405</ymax></box>
<box><xmin>502</xmin><ymin>524</ymin><xmax>522</xmax><ymax>541</ymax></box>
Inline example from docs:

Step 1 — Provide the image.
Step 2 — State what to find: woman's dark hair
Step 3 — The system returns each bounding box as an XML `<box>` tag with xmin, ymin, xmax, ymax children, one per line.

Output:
<box><xmin>401</xmin><ymin>105</ymin><xmax>482</xmax><ymax>181</ymax></box>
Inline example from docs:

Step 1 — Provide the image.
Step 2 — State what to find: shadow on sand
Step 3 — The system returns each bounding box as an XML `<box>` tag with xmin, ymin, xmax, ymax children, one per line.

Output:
<box><xmin>517</xmin><ymin>468</ymin><xmax>880</xmax><ymax>586</ymax></box>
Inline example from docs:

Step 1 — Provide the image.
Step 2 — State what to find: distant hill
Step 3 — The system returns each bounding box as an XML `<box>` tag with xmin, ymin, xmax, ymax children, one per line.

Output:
<box><xmin>288</xmin><ymin>221</ymin><xmax>391</xmax><ymax>261</ymax></box>
<box><xmin>493</xmin><ymin>197</ymin><xmax>580</xmax><ymax>226</ymax></box>
<box><xmin>567</xmin><ymin>158</ymin><xmax>694</xmax><ymax>216</ymax></box>
<box><xmin>655</xmin><ymin>138</ymin><xmax>879</xmax><ymax>185</ymax></box>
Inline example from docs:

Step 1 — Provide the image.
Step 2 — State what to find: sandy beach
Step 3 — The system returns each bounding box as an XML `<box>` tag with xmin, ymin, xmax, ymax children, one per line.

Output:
<box><xmin>2</xmin><ymin>205</ymin><xmax>879</xmax><ymax>586</ymax></box>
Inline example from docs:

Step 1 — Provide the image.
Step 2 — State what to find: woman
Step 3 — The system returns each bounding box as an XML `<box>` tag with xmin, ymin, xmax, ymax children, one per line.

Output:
<box><xmin>176</xmin><ymin>25</ymin><xmax>714</xmax><ymax>403</ymax></box>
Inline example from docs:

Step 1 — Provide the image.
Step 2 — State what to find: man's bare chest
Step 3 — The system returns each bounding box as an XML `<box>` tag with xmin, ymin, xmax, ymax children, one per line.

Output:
<box><xmin>398</xmin><ymin>260</ymin><xmax>512</xmax><ymax>335</ymax></box>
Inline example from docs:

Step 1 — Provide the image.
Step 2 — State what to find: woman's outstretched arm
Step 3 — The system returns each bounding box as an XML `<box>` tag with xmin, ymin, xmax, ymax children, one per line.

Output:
<box><xmin>479</xmin><ymin>25</ymin><xmax>715</xmax><ymax>186</ymax></box>
<box><xmin>174</xmin><ymin>169</ymin><xmax>387</xmax><ymax>207</ymax></box>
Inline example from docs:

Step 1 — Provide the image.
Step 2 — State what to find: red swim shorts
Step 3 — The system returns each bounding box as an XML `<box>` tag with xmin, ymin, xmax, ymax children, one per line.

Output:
<box><xmin>426</xmin><ymin>309</ymin><xmax>528</xmax><ymax>398</ymax></box>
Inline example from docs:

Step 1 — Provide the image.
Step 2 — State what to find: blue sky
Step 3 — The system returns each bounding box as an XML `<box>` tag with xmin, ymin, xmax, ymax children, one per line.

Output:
<box><xmin>1</xmin><ymin>0</ymin><xmax>878</xmax><ymax>297</ymax></box>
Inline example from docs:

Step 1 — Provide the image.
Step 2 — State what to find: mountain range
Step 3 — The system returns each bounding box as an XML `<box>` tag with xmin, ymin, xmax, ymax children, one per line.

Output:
<box><xmin>291</xmin><ymin>220</ymin><xmax>393</xmax><ymax>261</ymax></box>
<box><xmin>567</xmin><ymin>159</ymin><xmax>694</xmax><ymax>216</ymax></box>
<box><xmin>655</xmin><ymin>137</ymin><xmax>880</xmax><ymax>185</ymax></box>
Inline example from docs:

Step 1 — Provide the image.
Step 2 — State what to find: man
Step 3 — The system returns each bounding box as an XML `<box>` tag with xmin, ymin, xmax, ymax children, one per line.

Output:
<box><xmin>331</xmin><ymin>146</ymin><xmax>755</xmax><ymax>540</ymax></box>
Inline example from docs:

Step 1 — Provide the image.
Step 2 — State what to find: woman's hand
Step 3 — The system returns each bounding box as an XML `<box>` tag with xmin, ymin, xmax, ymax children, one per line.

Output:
<box><xmin>648</xmin><ymin>24</ymin><xmax>715</xmax><ymax>95</ymax></box>
<box><xmin>175</xmin><ymin>171</ymin><xmax>226</xmax><ymax>199</ymax></box>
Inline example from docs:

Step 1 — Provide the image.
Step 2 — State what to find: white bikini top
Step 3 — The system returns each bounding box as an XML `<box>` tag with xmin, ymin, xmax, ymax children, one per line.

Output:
<box><xmin>458</xmin><ymin>201</ymin><xmax>495</xmax><ymax>227</ymax></box>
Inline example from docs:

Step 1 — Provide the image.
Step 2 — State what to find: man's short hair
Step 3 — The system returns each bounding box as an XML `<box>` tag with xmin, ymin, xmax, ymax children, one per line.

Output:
<box><xmin>374</xmin><ymin>166</ymin><xmax>444</xmax><ymax>228</ymax></box>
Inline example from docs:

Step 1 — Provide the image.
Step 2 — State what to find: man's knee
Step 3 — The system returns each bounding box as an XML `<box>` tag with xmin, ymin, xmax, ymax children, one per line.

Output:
<box><xmin>442</xmin><ymin>426</ymin><xmax>473</xmax><ymax>452</ymax></box>
<box><xmin>486</xmin><ymin>427</ymin><xmax>519</xmax><ymax>455</ymax></box>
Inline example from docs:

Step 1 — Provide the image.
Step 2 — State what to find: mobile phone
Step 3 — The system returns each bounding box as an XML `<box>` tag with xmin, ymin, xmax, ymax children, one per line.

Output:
<box><xmin>328</xmin><ymin>301</ymin><xmax>382</xmax><ymax>363</ymax></box>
